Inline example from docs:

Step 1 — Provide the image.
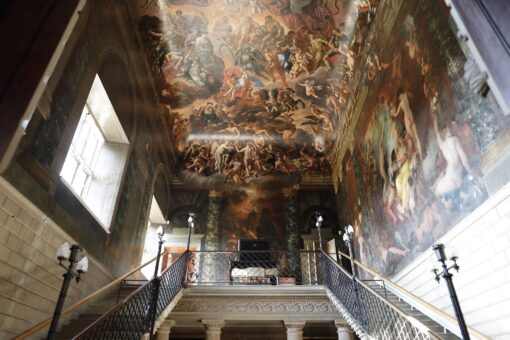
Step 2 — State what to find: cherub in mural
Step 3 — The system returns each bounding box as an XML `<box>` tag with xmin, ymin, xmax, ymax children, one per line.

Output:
<box><xmin>308</xmin><ymin>31</ymin><xmax>330</xmax><ymax>71</ymax></box>
<box><xmin>325</xmin><ymin>82</ymin><xmax>344</xmax><ymax>121</ymax></box>
<box><xmin>432</xmin><ymin>114</ymin><xmax>473</xmax><ymax>206</ymax></box>
<box><xmin>338</xmin><ymin>42</ymin><xmax>355</xmax><ymax>70</ymax></box>
<box><xmin>298</xmin><ymin>79</ymin><xmax>322</xmax><ymax>99</ymax></box>
<box><xmin>393</xmin><ymin>90</ymin><xmax>423</xmax><ymax>159</ymax></box>
<box><xmin>264</xmin><ymin>49</ymin><xmax>288</xmax><ymax>86</ymax></box>
<box><xmin>223</xmin><ymin>157</ymin><xmax>244</xmax><ymax>183</ymax></box>
<box><xmin>403</xmin><ymin>16</ymin><xmax>419</xmax><ymax>60</ymax></box>
<box><xmin>278</xmin><ymin>87</ymin><xmax>305</xmax><ymax>111</ymax></box>
<box><xmin>289</xmin><ymin>49</ymin><xmax>313</xmax><ymax>79</ymax></box>
<box><xmin>365</xmin><ymin>52</ymin><xmax>389</xmax><ymax>81</ymax></box>
<box><xmin>305</xmin><ymin>104</ymin><xmax>334</xmax><ymax>132</ymax></box>
<box><xmin>322</xmin><ymin>28</ymin><xmax>344</xmax><ymax>69</ymax></box>
<box><xmin>310</xmin><ymin>127</ymin><xmax>327</xmax><ymax>153</ymax></box>
<box><xmin>186</xmin><ymin>146</ymin><xmax>211</xmax><ymax>174</ymax></box>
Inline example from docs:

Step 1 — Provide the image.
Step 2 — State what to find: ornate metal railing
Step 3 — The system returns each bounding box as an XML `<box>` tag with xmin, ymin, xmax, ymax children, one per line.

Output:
<box><xmin>322</xmin><ymin>252</ymin><xmax>441</xmax><ymax>340</ymax></box>
<box><xmin>187</xmin><ymin>250</ymin><xmax>323</xmax><ymax>286</ymax></box>
<box><xmin>337</xmin><ymin>250</ymin><xmax>489</xmax><ymax>339</ymax></box>
<box><xmin>72</xmin><ymin>252</ymin><xmax>189</xmax><ymax>339</ymax></box>
<box><xmin>15</xmin><ymin>253</ymin><xmax>165</xmax><ymax>339</ymax></box>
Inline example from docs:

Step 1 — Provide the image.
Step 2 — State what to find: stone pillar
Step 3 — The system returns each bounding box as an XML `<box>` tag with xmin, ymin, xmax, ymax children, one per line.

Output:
<box><xmin>284</xmin><ymin>321</ymin><xmax>306</xmax><ymax>340</ymax></box>
<box><xmin>202</xmin><ymin>319</ymin><xmax>225</xmax><ymax>340</ymax></box>
<box><xmin>335</xmin><ymin>321</ymin><xmax>354</xmax><ymax>340</ymax></box>
<box><xmin>205</xmin><ymin>190</ymin><xmax>223</xmax><ymax>250</ymax></box>
<box><xmin>156</xmin><ymin>319</ymin><xmax>176</xmax><ymax>340</ymax></box>
<box><xmin>204</xmin><ymin>190</ymin><xmax>223</xmax><ymax>283</ymax></box>
<box><xmin>282</xmin><ymin>186</ymin><xmax>301</xmax><ymax>283</ymax></box>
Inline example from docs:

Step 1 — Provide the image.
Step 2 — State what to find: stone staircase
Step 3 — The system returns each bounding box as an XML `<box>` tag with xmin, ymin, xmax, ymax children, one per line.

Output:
<box><xmin>363</xmin><ymin>280</ymin><xmax>460</xmax><ymax>340</ymax></box>
<box><xmin>52</xmin><ymin>281</ymin><xmax>145</xmax><ymax>339</ymax></box>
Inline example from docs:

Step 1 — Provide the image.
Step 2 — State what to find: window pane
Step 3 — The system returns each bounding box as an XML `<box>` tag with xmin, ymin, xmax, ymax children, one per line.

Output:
<box><xmin>74</xmin><ymin>118</ymin><xmax>90</xmax><ymax>155</ymax></box>
<box><xmin>82</xmin><ymin>137</ymin><xmax>98</xmax><ymax>168</ymax></box>
<box><xmin>60</xmin><ymin>154</ymin><xmax>78</xmax><ymax>184</ymax></box>
<box><xmin>72</xmin><ymin>167</ymin><xmax>88</xmax><ymax>197</ymax></box>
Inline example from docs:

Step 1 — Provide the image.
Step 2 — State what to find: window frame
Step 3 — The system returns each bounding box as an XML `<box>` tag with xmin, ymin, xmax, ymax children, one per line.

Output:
<box><xmin>60</xmin><ymin>75</ymin><xmax>129</xmax><ymax>232</ymax></box>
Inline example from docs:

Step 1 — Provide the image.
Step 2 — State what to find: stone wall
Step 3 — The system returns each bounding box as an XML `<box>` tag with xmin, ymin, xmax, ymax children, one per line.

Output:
<box><xmin>0</xmin><ymin>177</ymin><xmax>114</xmax><ymax>339</ymax></box>
<box><xmin>392</xmin><ymin>182</ymin><xmax>510</xmax><ymax>339</ymax></box>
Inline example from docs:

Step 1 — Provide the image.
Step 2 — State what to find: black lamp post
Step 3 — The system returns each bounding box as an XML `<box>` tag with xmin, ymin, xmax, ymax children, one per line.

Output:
<box><xmin>315</xmin><ymin>212</ymin><xmax>324</xmax><ymax>251</ymax></box>
<box><xmin>431</xmin><ymin>243</ymin><xmax>470</xmax><ymax>340</ymax></box>
<box><xmin>342</xmin><ymin>224</ymin><xmax>358</xmax><ymax>277</ymax></box>
<box><xmin>153</xmin><ymin>224</ymin><xmax>167</xmax><ymax>278</ymax></box>
<box><xmin>47</xmin><ymin>242</ymin><xmax>88</xmax><ymax>340</ymax></box>
<box><xmin>186</xmin><ymin>213</ymin><xmax>195</xmax><ymax>252</ymax></box>
<box><xmin>147</xmin><ymin>225</ymin><xmax>167</xmax><ymax>338</ymax></box>
<box><xmin>342</xmin><ymin>224</ymin><xmax>367</xmax><ymax>329</ymax></box>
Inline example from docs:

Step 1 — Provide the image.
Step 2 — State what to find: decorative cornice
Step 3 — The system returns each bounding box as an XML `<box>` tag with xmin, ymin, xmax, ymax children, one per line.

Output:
<box><xmin>181</xmin><ymin>285</ymin><xmax>328</xmax><ymax>297</ymax></box>
<box><xmin>173</xmin><ymin>298</ymin><xmax>337</xmax><ymax>314</ymax></box>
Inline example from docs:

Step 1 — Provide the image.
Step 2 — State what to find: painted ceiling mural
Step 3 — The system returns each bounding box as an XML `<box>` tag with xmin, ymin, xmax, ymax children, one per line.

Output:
<box><xmin>334</xmin><ymin>0</ymin><xmax>508</xmax><ymax>276</ymax></box>
<box><xmin>136</xmin><ymin>0</ymin><xmax>377</xmax><ymax>186</ymax></box>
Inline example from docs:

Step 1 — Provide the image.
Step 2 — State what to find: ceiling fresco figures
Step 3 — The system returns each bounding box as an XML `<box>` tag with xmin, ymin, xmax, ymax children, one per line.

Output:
<box><xmin>137</xmin><ymin>0</ymin><xmax>378</xmax><ymax>186</ymax></box>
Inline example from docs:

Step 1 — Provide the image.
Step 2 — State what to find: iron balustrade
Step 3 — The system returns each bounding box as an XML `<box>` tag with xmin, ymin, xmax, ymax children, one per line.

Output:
<box><xmin>321</xmin><ymin>251</ymin><xmax>441</xmax><ymax>340</ymax></box>
<box><xmin>72</xmin><ymin>252</ymin><xmax>189</xmax><ymax>340</ymax></box>
<box><xmin>186</xmin><ymin>250</ymin><xmax>323</xmax><ymax>286</ymax></box>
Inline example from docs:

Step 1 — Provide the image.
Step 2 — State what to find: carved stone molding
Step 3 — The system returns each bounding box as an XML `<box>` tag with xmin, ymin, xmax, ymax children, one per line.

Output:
<box><xmin>173</xmin><ymin>298</ymin><xmax>337</xmax><ymax>314</ymax></box>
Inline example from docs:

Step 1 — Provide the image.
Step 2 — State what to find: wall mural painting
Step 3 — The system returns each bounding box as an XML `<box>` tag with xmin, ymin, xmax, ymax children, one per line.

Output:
<box><xmin>339</xmin><ymin>0</ymin><xmax>507</xmax><ymax>276</ymax></box>
<box><xmin>137</xmin><ymin>0</ymin><xmax>379</xmax><ymax>185</ymax></box>
<box><xmin>219</xmin><ymin>189</ymin><xmax>287</xmax><ymax>250</ymax></box>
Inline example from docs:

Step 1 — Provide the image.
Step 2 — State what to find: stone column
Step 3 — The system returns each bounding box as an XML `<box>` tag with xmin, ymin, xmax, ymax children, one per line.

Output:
<box><xmin>284</xmin><ymin>321</ymin><xmax>306</xmax><ymax>340</ymax></box>
<box><xmin>204</xmin><ymin>190</ymin><xmax>223</xmax><ymax>283</ymax></box>
<box><xmin>204</xmin><ymin>190</ymin><xmax>223</xmax><ymax>250</ymax></box>
<box><xmin>282</xmin><ymin>186</ymin><xmax>301</xmax><ymax>283</ymax></box>
<box><xmin>202</xmin><ymin>319</ymin><xmax>225</xmax><ymax>340</ymax></box>
<box><xmin>156</xmin><ymin>319</ymin><xmax>176</xmax><ymax>340</ymax></box>
<box><xmin>335</xmin><ymin>321</ymin><xmax>354</xmax><ymax>340</ymax></box>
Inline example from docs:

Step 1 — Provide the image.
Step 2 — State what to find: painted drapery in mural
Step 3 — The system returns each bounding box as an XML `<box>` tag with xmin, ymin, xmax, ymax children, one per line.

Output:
<box><xmin>136</xmin><ymin>0</ymin><xmax>377</xmax><ymax>185</ymax></box>
<box><xmin>335</xmin><ymin>0</ymin><xmax>507</xmax><ymax>276</ymax></box>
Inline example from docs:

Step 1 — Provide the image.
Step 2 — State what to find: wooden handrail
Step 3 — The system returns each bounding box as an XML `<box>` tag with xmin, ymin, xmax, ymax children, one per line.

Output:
<box><xmin>336</xmin><ymin>250</ymin><xmax>489</xmax><ymax>340</ymax></box>
<box><xmin>14</xmin><ymin>252</ymin><xmax>167</xmax><ymax>340</ymax></box>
